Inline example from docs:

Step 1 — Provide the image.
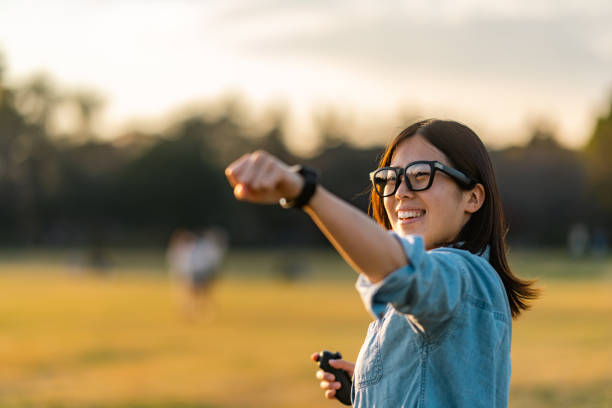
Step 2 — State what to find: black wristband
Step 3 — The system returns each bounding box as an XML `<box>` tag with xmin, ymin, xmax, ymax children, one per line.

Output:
<box><xmin>279</xmin><ymin>165</ymin><xmax>319</xmax><ymax>209</ymax></box>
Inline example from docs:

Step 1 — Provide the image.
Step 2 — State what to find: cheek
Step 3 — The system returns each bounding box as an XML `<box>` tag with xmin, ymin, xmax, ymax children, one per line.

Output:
<box><xmin>430</xmin><ymin>191</ymin><xmax>464</xmax><ymax>225</ymax></box>
<box><xmin>383</xmin><ymin>198</ymin><xmax>395</xmax><ymax>221</ymax></box>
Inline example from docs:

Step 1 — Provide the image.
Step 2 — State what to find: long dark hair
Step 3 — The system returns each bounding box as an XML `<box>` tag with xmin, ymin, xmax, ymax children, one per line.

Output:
<box><xmin>370</xmin><ymin>119</ymin><xmax>538</xmax><ymax>318</ymax></box>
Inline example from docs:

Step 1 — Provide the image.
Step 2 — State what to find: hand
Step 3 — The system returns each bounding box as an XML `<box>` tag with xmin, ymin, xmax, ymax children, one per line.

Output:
<box><xmin>225</xmin><ymin>150</ymin><xmax>304</xmax><ymax>204</ymax></box>
<box><xmin>310</xmin><ymin>352</ymin><xmax>355</xmax><ymax>401</ymax></box>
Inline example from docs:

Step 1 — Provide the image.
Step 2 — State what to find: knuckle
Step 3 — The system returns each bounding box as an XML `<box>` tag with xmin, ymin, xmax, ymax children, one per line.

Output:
<box><xmin>252</xmin><ymin>150</ymin><xmax>267</xmax><ymax>161</ymax></box>
<box><xmin>265</xmin><ymin>157</ymin><xmax>277</xmax><ymax>168</ymax></box>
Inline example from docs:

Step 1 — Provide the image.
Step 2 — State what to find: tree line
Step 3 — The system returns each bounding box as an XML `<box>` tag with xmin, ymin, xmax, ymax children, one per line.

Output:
<box><xmin>1</xmin><ymin>62</ymin><xmax>611</xmax><ymax>249</ymax></box>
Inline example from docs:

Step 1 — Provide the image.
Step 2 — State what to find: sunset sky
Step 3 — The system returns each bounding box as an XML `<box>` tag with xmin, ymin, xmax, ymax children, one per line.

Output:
<box><xmin>1</xmin><ymin>0</ymin><xmax>611</xmax><ymax>152</ymax></box>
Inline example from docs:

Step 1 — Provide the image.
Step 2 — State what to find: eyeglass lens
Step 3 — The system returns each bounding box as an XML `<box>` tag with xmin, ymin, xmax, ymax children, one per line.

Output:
<box><xmin>373</xmin><ymin>163</ymin><xmax>433</xmax><ymax>196</ymax></box>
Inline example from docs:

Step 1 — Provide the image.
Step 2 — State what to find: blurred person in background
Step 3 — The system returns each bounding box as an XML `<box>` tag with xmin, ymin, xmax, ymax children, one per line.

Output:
<box><xmin>167</xmin><ymin>227</ymin><xmax>228</xmax><ymax>321</ymax></box>
<box><xmin>567</xmin><ymin>222</ymin><xmax>589</xmax><ymax>258</ymax></box>
<box><xmin>225</xmin><ymin>119</ymin><xmax>538</xmax><ymax>407</ymax></box>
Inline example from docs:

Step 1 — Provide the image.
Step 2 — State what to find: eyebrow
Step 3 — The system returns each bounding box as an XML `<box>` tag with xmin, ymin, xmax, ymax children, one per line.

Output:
<box><xmin>390</xmin><ymin>160</ymin><xmax>445</xmax><ymax>167</ymax></box>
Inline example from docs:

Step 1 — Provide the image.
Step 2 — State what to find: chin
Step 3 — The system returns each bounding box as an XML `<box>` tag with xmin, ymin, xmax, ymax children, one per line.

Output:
<box><xmin>396</xmin><ymin>226</ymin><xmax>425</xmax><ymax>238</ymax></box>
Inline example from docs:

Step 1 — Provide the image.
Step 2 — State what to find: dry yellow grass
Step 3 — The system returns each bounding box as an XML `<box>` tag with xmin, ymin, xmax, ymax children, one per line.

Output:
<box><xmin>0</xmin><ymin>250</ymin><xmax>611</xmax><ymax>407</ymax></box>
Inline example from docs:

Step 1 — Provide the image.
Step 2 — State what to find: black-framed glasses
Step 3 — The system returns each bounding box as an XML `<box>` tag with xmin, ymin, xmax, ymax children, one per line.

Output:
<box><xmin>369</xmin><ymin>160</ymin><xmax>476</xmax><ymax>198</ymax></box>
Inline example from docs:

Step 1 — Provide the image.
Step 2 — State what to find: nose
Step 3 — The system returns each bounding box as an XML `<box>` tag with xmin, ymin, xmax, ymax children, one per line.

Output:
<box><xmin>395</xmin><ymin>174</ymin><xmax>415</xmax><ymax>199</ymax></box>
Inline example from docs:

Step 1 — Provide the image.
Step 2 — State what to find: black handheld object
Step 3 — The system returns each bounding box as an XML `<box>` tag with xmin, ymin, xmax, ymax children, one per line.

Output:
<box><xmin>315</xmin><ymin>350</ymin><xmax>352</xmax><ymax>406</ymax></box>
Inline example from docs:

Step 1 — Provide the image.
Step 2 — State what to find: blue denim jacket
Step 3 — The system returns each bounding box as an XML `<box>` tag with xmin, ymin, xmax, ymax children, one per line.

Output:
<box><xmin>352</xmin><ymin>233</ymin><xmax>512</xmax><ymax>407</ymax></box>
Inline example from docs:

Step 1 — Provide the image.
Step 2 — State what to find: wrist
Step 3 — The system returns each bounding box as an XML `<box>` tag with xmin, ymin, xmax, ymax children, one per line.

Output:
<box><xmin>279</xmin><ymin>165</ymin><xmax>319</xmax><ymax>209</ymax></box>
<box><xmin>284</xmin><ymin>171</ymin><xmax>305</xmax><ymax>200</ymax></box>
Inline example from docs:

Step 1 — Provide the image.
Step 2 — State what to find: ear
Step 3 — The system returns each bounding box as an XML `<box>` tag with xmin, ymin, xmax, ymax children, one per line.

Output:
<box><xmin>464</xmin><ymin>183</ymin><xmax>485</xmax><ymax>214</ymax></box>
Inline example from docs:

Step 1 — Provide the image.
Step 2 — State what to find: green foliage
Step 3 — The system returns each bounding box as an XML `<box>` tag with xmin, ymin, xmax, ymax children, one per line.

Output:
<box><xmin>585</xmin><ymin>98</ymin><xmax>612</xmax><ymax>222</ymax></box>
<box><xmin>0</xmin><ymin>52</ymin><xmax>611</xmax><ymax>247</ymax></box>
<box><xmin>491</xmin><ymin>128</ymin><xmax>593</xmax><ymax>245</ymax></box>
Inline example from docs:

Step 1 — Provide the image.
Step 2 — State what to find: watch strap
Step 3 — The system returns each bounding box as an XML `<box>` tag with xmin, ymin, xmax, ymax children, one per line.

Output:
<box><xmin>279</xmin><ymin>165</ymin><xmax>319</xmax><ymax>209</ymax></box>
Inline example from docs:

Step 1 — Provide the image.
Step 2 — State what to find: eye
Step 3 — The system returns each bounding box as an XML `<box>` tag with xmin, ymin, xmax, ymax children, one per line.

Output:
<box><xmin>374</xmin><ymin>176</ymin><xmax>387</xmax><ymax>186</ymax></box>
<box><xmin>375</xmin><ymin>170</ymin><xmax>397</xmax><ymax>183</ymax></box>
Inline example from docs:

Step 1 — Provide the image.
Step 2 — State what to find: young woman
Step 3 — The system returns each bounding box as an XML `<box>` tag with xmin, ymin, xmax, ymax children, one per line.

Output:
<box><xmin>225</xmin><ymin>119</ymin><xmax>538</xmax><ymax>407</ymax></box>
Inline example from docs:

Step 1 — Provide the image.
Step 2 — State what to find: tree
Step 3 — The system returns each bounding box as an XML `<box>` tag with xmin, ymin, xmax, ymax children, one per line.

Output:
<box><xmin>584</xmin><ymin>96</ymin><xmax>612</xmax><ymax>226</ymax></box>
<box><xmin>492</xmin><ymin>127</ymin><xmax>591</xmax><ymax>246</ymax></box>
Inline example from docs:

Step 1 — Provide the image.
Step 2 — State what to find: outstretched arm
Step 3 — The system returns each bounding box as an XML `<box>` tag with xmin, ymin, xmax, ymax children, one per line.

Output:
<box><xmin>225</xmin><ymin>150</ymin><xmax>406</xmax><ymax>283</ymax></box>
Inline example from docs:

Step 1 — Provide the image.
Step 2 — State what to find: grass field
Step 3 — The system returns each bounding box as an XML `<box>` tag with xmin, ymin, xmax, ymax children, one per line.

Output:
<box><xmin>0</xmin><ymin>248</ymin><xmax>611</xmax><ymax>407</ymax></box>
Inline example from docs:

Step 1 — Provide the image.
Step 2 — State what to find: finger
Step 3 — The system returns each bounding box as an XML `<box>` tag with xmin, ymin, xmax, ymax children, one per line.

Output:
<box><xmin>324</xmin><ymin>389</ymin><xmax>337</xmax><ymax>400</ymax></box>
<box><xmin>250</xmin><ymin>151</ymin><xmax>287</xmax><ymax>192</ymax></box>
<box><xmin>329</xmin><ymin>359</ymin><xmax>352</xmax><ymax>371</ymax></box>
<box><xmin>235</xmin><ymin>151</ymin><xmax>274</xmax><ymax>192</ymax></box>
<box><xmin>225</xmin><ymin>154</ymin><xmax>251</xmax><ymax>186</ymax></box>
<box><xmin>320</xmin><ymin>380</ymin><xmax>341</xmax><ymax>390</ymax></box>
<box><xmin>316</xmin><ymin>370</ymin><xmax>335</xmax><ymax>382</ymax></box>
<box><xmin>329</xmin><ymin>359</ymin><xmax>355</xmax><ymax>378</ymax></box>
<box><xmin>233</xmin><ymin>183</ymin><xmax>252</xmax><ymax>200</ymax></box>
<box><xmin>231</xmin><ymin>155</ymin><xmax>263</xmax><ymax>200</ymax></box>
<box><xmin>235</xmin><ymin>155</ymin><xmax>259</xmax><ymax>188</ymax></box>
<box><xmin>250</xmin><ymin>159</ymin><xmax>277</xmax><ymax>191</ymax></box>
<box><xmin>310</xmin><ymin>352</ymin><xmax>319</xmax><ymax>362</ymax></box>
<box><xmin>263</xmin><ymin>166</ymin><xmax>286</xmax><ymax>192</ymax></box>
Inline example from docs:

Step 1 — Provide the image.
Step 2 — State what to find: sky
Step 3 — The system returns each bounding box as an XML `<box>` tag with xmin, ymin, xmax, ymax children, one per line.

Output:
<box><xmin>1</xmin><ymin>0</ymin><xmax>611</xmax><ymax>153</ymax></box>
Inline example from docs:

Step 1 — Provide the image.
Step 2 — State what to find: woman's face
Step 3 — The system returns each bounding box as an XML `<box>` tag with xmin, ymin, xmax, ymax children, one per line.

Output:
<box><xmin>383</xmin><ymin>134</ymin><xmax>479</xmax><ymax>250</ymax></box>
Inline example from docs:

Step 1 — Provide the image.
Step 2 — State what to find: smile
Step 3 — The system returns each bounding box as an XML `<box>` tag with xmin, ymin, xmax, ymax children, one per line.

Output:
<box><xmin>398</xmin><ymin>209</ymin><xmax>425</xmax><ymax>223</ymax></box>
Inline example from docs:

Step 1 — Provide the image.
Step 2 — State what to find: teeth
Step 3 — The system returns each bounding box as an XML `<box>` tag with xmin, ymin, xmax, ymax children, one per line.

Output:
<box><xmin>398</xmin><ymin>210</ymin><xmax>424</xmax><ymax>219</ymax></box>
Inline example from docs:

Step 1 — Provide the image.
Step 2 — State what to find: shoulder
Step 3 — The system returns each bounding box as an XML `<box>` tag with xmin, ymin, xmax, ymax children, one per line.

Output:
<box><xmin>390</xmin><ymin>232</ymin><xmax>506</xmax><ymax>301</ymax></box>
<box><xmin>429</xmin><ymin>246</ymin><xmax>488</xmax><ymax>267</ymax></box>
<box><xmin>391</xmin><ymin>233</ymin><xmax>490</xmax><ymax>281</ymax></box>
<box><xmin>427</xmin><ymin>246</ymin><xmax>490</xmax><ymax>274</ymax></box>
<box><xmin>432</xmin><ymin>246</ymin><xmax>509</xmax><ymax>315</ymax></box>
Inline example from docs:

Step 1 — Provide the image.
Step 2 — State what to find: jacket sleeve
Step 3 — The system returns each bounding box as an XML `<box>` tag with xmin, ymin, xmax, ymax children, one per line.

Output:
<box><xmin>355</xmin><ymin>233</ymin><xmax>471</xmax><ymax>331</ymax></box>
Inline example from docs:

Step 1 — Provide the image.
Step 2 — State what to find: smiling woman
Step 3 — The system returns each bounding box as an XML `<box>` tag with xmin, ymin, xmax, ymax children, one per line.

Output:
<box><xmin>376</xmin><ymin>140</ymin><xmax>483</xmax><ymax>248</ymax></box>
<box><xmin>225</xmin><ymin>118</ymin><xmax>538</xmax><ymax>407</ymax></box>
